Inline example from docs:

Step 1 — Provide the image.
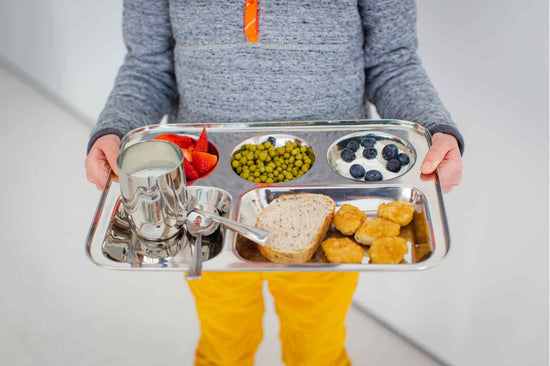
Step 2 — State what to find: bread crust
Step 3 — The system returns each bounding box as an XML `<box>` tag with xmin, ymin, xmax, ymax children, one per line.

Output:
<box><xmin>255</xmin><ymin>194</ymin><xmax>336</xmax><ymax>263</ymax></box>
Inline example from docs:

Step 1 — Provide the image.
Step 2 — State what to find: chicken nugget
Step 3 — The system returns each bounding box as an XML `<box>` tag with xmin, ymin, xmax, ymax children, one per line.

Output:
<box><xmin>321</xmin><ymin>237</ymin><xmax>364</xmax><ymax>264</ymax></box>
<box><xmin>332</xmin><ymin>204</ymin><xmax>367</xmax><ymax>236</ymax></box>
<box><xmin>377</xmin><ymin>200</ymin><xmax>415</xmax><ymax>226</ymax></box>
<box><xmin>368</xmin><ymin>237</ymin><xmax>408</xmax><ymax>264</ymax></box>
<box><xmin>354</xmin><ymin>217</ymin><xmax>400</xmax><ymax>245</ymax></box>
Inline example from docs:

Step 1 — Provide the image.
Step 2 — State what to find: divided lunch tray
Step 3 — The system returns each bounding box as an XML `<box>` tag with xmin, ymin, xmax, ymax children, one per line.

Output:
<box><xmin>86</xmin><ymin>120</ymin><xmax>450</xmax><ymax>271</ymax></box>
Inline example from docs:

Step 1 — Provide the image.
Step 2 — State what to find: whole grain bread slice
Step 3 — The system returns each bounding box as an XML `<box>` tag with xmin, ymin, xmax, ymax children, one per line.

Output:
<box><xmin>254</xmin><ymin>193</ymin><xmax>336</xmax><ymax>263</ymax></box>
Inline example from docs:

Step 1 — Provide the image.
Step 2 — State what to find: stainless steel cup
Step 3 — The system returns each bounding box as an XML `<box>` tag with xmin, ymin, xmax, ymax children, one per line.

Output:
<box><xmin>117</xmin><ymin>140</ymin><xmax>188</xmax><ymax>241</ymax></box>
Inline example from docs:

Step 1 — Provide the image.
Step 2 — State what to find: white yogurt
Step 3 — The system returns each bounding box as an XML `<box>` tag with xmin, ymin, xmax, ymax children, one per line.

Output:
<box><xmin>331</xmin><ymin>140</ymin><xmax>412</xmax><ymax>181</ymax></box>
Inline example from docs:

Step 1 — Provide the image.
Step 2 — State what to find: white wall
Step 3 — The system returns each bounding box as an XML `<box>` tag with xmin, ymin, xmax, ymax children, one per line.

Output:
<box><xmin>0</xmin><ymin>1</ymin><xmax>547</xmax><ymax>365</ymax></box>
<box><xmin>0</xmin><ymin>0</ymin><xmax>124</xmax><ymax>123</ymax></box>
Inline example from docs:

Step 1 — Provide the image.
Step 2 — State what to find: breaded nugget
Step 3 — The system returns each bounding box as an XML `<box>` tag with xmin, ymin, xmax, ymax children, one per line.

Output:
<box><xmin>368</xmin><ymin>237</ymin><xmax>408</xmax><ymax>264</ymax></box>
<box><xmin>377</xmin><ymin>200</ymin><xmax>415</xmax><ymax>226</ymax></box>
<box><xmin>332</xmin><ymin>204</ymin><xmax>367</xmax><ymax>236</ymax></box>
<box><xmin>321</xmin><ymin>237</ymin><xmax>364</xmax><ymax>264</ymax></box>
<box><xmin>354</xmin><ymin>217</ymin><xmax>400</xmax><ymax>245</ymax></box>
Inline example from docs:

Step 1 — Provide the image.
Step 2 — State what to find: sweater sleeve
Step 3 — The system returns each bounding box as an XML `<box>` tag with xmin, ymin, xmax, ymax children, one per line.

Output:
<box><xmin>359</xmin><ymin>0</ymin><xmax>464</xmax><ymax>153</ymax></box>
<box><xmin>87</xmin><ymin>0</ymin><xmax>178</xmax><ymax>152</ymax></box>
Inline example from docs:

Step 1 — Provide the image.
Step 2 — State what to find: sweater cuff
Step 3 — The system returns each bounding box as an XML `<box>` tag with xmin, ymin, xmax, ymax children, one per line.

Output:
<box><xmin>427</xmin><ymin>124</ymin><xmax>465</xmax><ymax>155</ymax></box>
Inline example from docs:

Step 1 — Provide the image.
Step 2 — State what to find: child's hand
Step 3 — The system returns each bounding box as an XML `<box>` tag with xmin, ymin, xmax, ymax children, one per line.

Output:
<box><xmin>420</xmin><ymin>133</ymin><xmax>463</xmax><ymax>193</ymax></box>
<box><xmin>85</xmin><ymin>134</ymin><xmax>121</xmax><ymax>190</ymax></box>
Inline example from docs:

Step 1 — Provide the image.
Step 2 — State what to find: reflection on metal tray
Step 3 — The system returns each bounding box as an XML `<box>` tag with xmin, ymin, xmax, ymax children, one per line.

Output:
<box><xmin>86</xmin><ymin>119</ymin><xmax>449</xmax><ymax>271</ymax></box>
<box><xmin>93</xmin><ymin>186</ymin><xmax>231</xmax><ymax>269</ymax></box>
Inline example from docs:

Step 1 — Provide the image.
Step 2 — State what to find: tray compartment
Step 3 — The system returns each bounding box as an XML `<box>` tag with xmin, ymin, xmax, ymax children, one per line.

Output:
<box><xmin>326</xmin><ymin>131</ymin><xmax>416</xmax><ymax>182</ymax></box>
<box><xmin>100</xmin><ymin>186</ymin><xmax>232</xmax><ymax>268</ymax></box>
<box><xmin>234</xmin><ymin>185</ymin><xmax>432</xmax><ymax>265</ymax></box>
<box><xmin>229</xmin><ymin>133</ymin><xmax>316</xmax><ymax>184</ymax></box>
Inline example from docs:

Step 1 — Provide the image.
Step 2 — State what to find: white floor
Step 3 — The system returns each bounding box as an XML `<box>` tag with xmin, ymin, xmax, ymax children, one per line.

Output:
<box><xmin>0</xmin><ymin>65</ymin><xmax>442</xmax><ymax>365</ymax></box>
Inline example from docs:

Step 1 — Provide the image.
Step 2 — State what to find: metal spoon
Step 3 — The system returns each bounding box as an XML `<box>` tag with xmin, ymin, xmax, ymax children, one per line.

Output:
<box><xmin>185</xmin><ymin>214</ymin><xmax>206</xmax><ymax>280</ymax></box>
<box><xmin>185</xmin><ymin>196</ymin><xmax>270</xmax><ymax>247</ymax></box>
<box><xmin>185</xmin><ymin>197</ymin><xmax>206</xmax><ymax>280</ymax></box>
<box><xmin>192</xmin><ymin>207</ymin><xmax>270</xmax><ymax>246</ymax></box>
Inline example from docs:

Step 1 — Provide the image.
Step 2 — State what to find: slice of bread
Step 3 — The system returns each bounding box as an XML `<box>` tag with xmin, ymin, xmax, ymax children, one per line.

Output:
<box><xmin>255</xmin><ymin>193</ymin><xmax>336</xmax><ymax>263</ymax></box>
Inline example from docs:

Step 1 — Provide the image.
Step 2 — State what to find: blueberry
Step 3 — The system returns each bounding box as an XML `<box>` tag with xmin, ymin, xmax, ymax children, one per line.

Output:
<box><xmin>386</xmin><ymin>159</ymin><xmax>402</xmax><ymax>173</ymax></box>
<box><xmin>365</xmin><ymin>170</ymin><xmax>383</xmax><ymax>181</ymax></box>
<box><xmin>360</xmin><ymin>137</ymin><xmax>377</xmax><ymax>148</ymax></box>
<box><xmin>362</xmin><ymin>147</ymin><xmax>378</xmax><ymax>160</ymax></box>
<box><xmin>340</xmin><ymin>148</ymin><xmax>356</xmax><ymax>162</ymax></box>
<box><xmin>346</xmin><ymin>140</ymin><xmax>360</xmax><ymax>152</ymax></box>
<box><xmin>349</xmin><ymin>164</ymin><xmax>366</xmax><ymax>179</ymax></box>
<box><xmin>397</xmin><ymin>153</ymin><xmax>410</xmax><ymax>165</ymax></box>
<box><xmin>267</xmin><ymin>136</ymin><xmax>276</xmax><ymax>146</ymax></box>
<box><xmin>382</xmin><ymin>144</ymin><xmax>399</xmax><ymax>160</ymax></box>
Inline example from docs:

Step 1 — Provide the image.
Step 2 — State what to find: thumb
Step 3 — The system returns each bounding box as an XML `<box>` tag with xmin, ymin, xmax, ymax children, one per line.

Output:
<box><xmin>421</xmin><ymin>143</ymin><xmax>448</xmax><ymax>174</ymax></box>
<box><xmin>104</xmin><ymin>142</ymin><xmax>120</xmax><ymax>176</ymax></box>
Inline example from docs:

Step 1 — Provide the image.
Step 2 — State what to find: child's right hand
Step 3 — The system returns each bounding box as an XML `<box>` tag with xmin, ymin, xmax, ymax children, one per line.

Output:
<box><xmin>84</xmin><ymin>134</ymin><xmax>121</xmax><ymax>190</ymax></box>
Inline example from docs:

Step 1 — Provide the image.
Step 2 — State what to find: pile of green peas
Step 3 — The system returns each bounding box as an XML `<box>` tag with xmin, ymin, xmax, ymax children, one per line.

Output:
<box><xmin>230</xmin><ymin>139</ymin><xmax>315</xmax><ymax>183</ymax></box>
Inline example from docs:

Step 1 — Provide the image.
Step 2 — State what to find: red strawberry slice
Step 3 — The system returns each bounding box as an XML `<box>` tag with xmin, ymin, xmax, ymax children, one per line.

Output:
<box><xmin>181</xmin><ymin>148</ymin><xmax>193</xmax><ymax>163</ymax></box>
<box><xmin>155</xmin><ymin>134</ymin><xmax>196</xmax><ymax>149</ymax></box>
<box><xmin>183</xmin><ymin>158</ymin><xmax>199</xmax><ymax>181</ymax></box>
<box><xmin>191</xmin><ymin>151</ymin><xmax>218</xmax><ymax>177</ymax></box>
<box><xmin>194</xmin><ymin>127</ymin><xmax>209</xmax><ymax>153</ymax></box>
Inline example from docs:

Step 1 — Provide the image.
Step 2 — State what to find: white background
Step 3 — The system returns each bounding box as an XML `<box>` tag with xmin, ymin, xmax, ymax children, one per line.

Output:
<box><xmin>0</xmin><ymin>1</ymin><xmax>548</xmax><ymax>365</ymax></box>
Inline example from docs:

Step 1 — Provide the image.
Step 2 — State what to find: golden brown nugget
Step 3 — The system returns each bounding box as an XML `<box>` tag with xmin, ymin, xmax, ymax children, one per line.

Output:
<box><xmin>321</xmin><ymin>237</ymin><xmax>364</xmax><ymax>264</ymax></box>
<box><xmin>354</xmin><ymin>217</ymin><xmax>400</xmax><ymax>245</ymax></box>
<box><xmin>377</xmin><ymin>200</ymin><xmax>415</xmax><ymax>226</ymax></box>
<box><xmin>332</xmin><ymin>204</ymin><xmax>367</xmax><ymax>236</ymax></box>
<box><xmin>368</xmin><ymin>237</ymin><xmax>408</xmax><ymax>264</ymax></box>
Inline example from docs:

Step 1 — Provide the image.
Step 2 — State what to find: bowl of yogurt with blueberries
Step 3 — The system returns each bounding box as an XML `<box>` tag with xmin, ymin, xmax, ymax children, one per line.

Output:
<box><xmin>326</xmin><ymin>132</ymin><xmax>416</xmax><ymax>182</ymax></box>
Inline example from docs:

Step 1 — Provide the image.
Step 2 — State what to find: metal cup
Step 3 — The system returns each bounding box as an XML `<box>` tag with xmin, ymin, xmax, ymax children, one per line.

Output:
<box><xmin>117</xmin><ymin>140</ymin><xmax>188</xmax><ymax>241</ymax></box>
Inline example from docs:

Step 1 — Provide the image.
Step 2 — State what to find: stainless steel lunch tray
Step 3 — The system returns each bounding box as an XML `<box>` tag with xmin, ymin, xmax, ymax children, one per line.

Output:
<box><xmin>86</xmin><ymin>120</ymin><xmax>450</xmax><ymax>271</ymax></box>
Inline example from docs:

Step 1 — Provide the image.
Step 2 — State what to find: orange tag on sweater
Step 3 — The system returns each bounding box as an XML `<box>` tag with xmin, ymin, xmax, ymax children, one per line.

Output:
<box><xmin>244</xmin><ymin>0</ymin><xmax>258</xmax><ymax>42</ymax></box>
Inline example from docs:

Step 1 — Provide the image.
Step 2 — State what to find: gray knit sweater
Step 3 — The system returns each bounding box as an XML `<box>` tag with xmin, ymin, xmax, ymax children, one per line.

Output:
<box><xmin>89</xmin><ymin>0</ymin><xmax>464</xmax><ymax>152</ymax></box>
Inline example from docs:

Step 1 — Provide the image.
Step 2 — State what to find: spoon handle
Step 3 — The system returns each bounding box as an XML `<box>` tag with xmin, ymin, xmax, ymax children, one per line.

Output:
<box><xmin>194</xmin><ymin>209</ymin><xmax>270</xmax><ymax>246</ymax></box>
<box><xmin>186</xmin><ymin>235</ymin><xmax>202</xmax><ymax>280</ymax></box>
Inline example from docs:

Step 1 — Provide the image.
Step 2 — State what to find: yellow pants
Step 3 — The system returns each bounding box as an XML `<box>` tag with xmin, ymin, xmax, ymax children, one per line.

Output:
<box><xmin>186</xmin><ymin>271</ymin><xmax>359</xmax><ymax>366</ymax></box>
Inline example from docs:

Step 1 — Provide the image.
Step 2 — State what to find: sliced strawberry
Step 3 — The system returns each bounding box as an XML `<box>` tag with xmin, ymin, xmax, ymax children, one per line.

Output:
<box><xmin>155</xmin><ymin>134</ymin><xmax>196</xmax><ymax>149</ymax></box>
<box><xmin>181</xmin><ymin>148</ymin><xmax>193</xmax><ymax>163</ymax></box>
<box><xmin>191</xmin><ymin>151</ymin><xmax>218</xmax><ymax>177</ymax></box>
<box><xmin>183</xmin><ymin>158</ymin><xmax>199</xmax><ymax>181</ymax></box>
<box><xmin>194</xmin><ymin>127</ymin><xmax>209</xmax><ymax>153</ymax></box>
